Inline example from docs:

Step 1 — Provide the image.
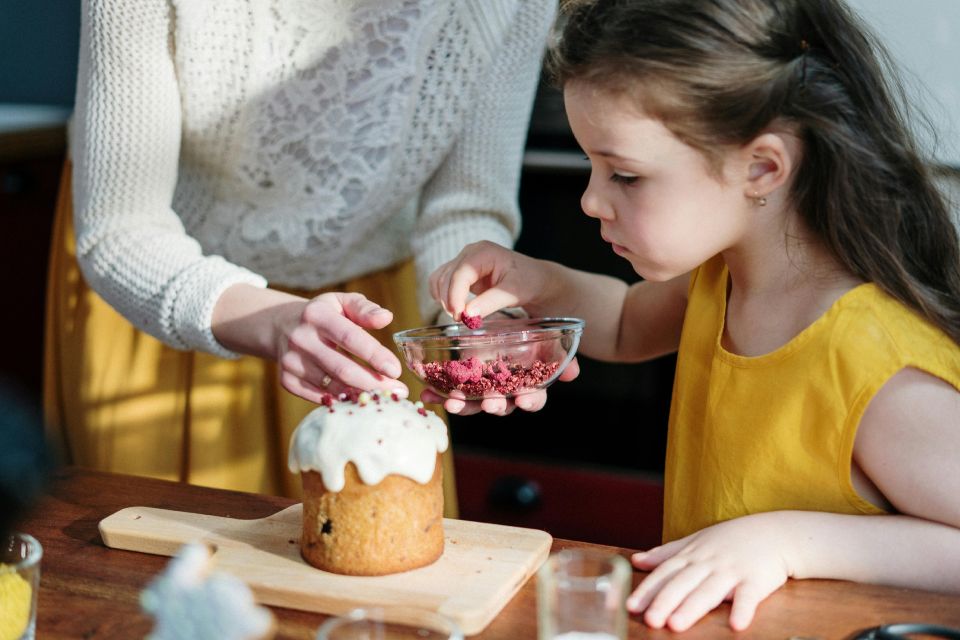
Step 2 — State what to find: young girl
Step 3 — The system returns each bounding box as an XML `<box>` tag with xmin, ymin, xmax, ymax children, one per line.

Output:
<box><xmin>427</xmin><ymin>0</ymin><xmax>960</xmax><ymax>631</ymax></box>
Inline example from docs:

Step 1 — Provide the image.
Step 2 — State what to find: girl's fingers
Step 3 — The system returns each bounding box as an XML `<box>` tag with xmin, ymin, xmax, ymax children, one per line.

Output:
<box><xmin>479</xmin><ymin>396</ymin><xmax>511</xmax><ymax>416</ymax></box>
<box><xmin>558</xmin><ymin>357</ymin><xmax>580</xmax><ymax>381</ymax></box>
<box><xmin>642</xmin><ymin>564</ymin><xmax>712</xmax><ymax>629</ymax></box>
<box><xmin>631</xmin><ymin>538</ymin><xmax>686</xmax><ymax>570</ymax></box>
<box><xmin>514</xmin><ymin>390</ymin><xmax>547</xmax><ymax>412</ymax></box>
<box><xmin>464</xmin><ymin>288</ymin><xmax>521</xmax><ymax>320</ymax></box>
<box><xmin>664</xmin><ymin>573</ymin><xmax>739</xmax><ymax>632</ymax></box>
<box><xmin>420</xmin><ymin>388</ymin><xmax>447</xmax><ymax>406</ymax></box>
<box><xmin>443</xmin><ymin>397</ymin><xmax>468</xmax><ymax>414</ymax></box>
<box><xmin>627</xmin><ymin>555</ymin><xmax>689</xmax><ymax>614</ymax></box>
<box><xmin>728</xmin><ymin>582</ymin><xmax>768</xmax><ymax>631</ymax></box>
<box><xmin>447</xmin><ymin>261</ymin><xmax>484</xmax><ymax>321</ymax></box>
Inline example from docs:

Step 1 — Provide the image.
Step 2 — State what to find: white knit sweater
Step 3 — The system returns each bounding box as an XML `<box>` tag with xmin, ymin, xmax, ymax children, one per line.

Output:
<box><xmin>71</xmin><ymin>0</ymin><xmax>555</xmax><ymax>357</ymax></box>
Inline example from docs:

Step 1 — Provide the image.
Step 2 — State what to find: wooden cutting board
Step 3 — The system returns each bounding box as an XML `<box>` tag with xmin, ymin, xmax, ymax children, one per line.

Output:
<box><xmin>99</xmin><ymin>504</ymin><xmax>552</xmax><ymax>635</ymax></box>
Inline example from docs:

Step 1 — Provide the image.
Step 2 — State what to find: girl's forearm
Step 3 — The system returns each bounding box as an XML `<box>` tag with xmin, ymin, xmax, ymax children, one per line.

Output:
<box><xmin>525</xmin><ymin>260</ymin><xmax>630</xmax><ymax>360</ymax></box>
<box><xmin>778</xmin><ymin>510</ymin><xmax>960</xmax><ymax>592</ymax></box>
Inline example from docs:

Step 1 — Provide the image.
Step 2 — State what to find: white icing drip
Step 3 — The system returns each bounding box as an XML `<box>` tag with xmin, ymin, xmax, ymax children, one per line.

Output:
<box><xmin>288</xmin><ymin>395</ymin><xmax>448</xmax><ymax>491</ymax></box>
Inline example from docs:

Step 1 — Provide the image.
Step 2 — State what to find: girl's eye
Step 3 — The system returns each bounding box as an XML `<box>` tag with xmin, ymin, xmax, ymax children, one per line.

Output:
<box><xmin>610</xmin><ymin>172</ymin><xmax>639</xmax><ymax>185</ymax></box>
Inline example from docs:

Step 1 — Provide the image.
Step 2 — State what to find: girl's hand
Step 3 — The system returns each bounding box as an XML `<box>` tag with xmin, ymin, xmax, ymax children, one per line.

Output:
<box><xmin>276</xmin><ymin>292</ymin><xmax>407</xmax><ymax>402</ymax></box>
<box><xmin>628</xmin><ymin>513</ymin><xmax>795</xmax><ymax>632</ymax></box>
<box><xmin>420</xmin><ymin>357</ymin><xmax>580</xmax><ymax>415</ymax></box>
<box><xmin>426</xmin><ymin>241</ymin><xmax>575</xmax><ymax>415</ymax></box>
<box><xmin>429</xmin><ymin>240</ymin><xmax>553</xmax><ymax>322</ymax></box>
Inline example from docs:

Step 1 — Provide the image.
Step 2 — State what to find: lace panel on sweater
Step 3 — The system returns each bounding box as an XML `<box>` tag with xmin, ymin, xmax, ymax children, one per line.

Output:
<box><xmin>174</xmin><ymin>0</ymin><xmax>482</xmax><ymax>285</ymax></box>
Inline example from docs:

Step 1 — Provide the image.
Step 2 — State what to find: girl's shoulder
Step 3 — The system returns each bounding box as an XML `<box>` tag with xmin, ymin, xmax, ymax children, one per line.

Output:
<box><xmin>831</xmin><ymin>283</ymin><xmax>960</xmax><ymax>381</ymax></box>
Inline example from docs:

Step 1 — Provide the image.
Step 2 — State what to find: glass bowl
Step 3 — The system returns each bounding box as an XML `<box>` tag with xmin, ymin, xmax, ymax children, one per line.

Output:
<box><xmin>393</xmin><ymin>317</ymin><xmax>584</xmax><ymax>400</ymax></box>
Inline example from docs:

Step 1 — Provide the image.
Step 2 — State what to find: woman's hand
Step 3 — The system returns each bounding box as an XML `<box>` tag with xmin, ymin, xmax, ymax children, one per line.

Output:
<box><xmin>275</xmin><ymin>292</ymin><xmax>407</xmax><ymax>402</ymax></box>
<box><xmin>212</xmin><ymin>285</ymin><xmax>407</xmax><ymax>403</ymax></box>
<box><xmin>628</xmin><ymin>513</ymin><xmax>796</xmax><ymax>632</ymax></box>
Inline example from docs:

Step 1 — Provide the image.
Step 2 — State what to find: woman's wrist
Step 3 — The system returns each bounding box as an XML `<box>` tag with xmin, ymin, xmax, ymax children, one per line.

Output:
<box><xmin>211</xmin><ymin>284</ymin><xmax>306</xmax><ymax>360</ymax></box>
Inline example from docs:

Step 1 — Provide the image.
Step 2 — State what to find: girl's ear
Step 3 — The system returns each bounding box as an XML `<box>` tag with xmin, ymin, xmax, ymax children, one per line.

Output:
<box><xmin>741</xmin><ymin>132</ymin><xmax>796</xmax><ymax>200</ymax></box>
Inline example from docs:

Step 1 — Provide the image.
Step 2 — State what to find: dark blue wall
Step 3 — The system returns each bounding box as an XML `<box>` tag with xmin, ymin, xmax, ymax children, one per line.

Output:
<box><xmin>0</xmin><ymin>1</ymin><xmax>80</xmax><ymax>106</ymax></box>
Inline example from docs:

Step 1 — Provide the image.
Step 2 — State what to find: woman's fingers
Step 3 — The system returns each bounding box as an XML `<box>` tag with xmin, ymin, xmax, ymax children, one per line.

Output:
<box><xmin>279</xmin><ymin>370</ymin><xmax>331</xmax><ymax>404</ymax></box>
<box><xmin>304</xmin><ymin>298</ymin><xmax>402</xmax><ymax>380</ymax></box>
<box><xmin>285</xmin><ymin>326</ymin><xmax>404</xmax><ymax>394</ymax></box>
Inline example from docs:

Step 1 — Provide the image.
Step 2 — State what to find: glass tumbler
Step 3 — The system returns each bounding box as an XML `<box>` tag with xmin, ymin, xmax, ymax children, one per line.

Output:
<box><xmin>315</xmin><ymin>607</ymin><xmax>464</xmax><ymax>640</ymax></box>
<box><xmin>537</xmin><ymin>548</ymin><xmax>631</xmax><ymax>640</ymax></box>
<box><xmin>0</xmin><ymin>532</ymin><xmax>42</xmax><ymax>640</ymax></box>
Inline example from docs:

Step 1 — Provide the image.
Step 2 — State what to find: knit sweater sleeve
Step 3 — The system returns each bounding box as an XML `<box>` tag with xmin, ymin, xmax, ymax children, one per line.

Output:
<box><xmin>410</xmin><ymin>0</ymin><xmax>556</xmax><ymax>321</ymax></box>
<box><xmin>71</xmin><ymin>0</ymin><xmax>267</xmax><ymax>358</ymax></box>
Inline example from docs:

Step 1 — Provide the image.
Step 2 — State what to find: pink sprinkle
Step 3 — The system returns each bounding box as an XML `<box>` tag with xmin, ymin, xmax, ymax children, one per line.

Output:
<box><xmin>419</xmin><ymin>356</ymin><xmax>560</xmax><ymax>397</ymax></box>
<box><xmin>461</xmin><ymin>312</ymin><xmax>483</xmax><ymax>330</ymax></box>
<box><xmin>417</xmin><ymin>407</ymin><xmax>428</xmax><ymax>416</ymax></box>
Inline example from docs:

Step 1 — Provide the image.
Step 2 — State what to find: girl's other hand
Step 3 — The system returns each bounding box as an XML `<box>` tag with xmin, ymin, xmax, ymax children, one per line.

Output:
<box><xmin>419</xmin><ymin>356</ymin><xmax>580</xmax><ymax>416</ymax></box>
<box><xmin>627</xmin><ymin>512</ymin><xmax>795</xmax><ymax>632</ymax></box>
<box><xmin>429</xmin><ymin>240</ymin><xmax>551</xmax><ymax>322</ymax></box>
<box><xmin>277</xmin><ymin>292</ymin><xmax>407</xmax><ymax>402</ymax></box>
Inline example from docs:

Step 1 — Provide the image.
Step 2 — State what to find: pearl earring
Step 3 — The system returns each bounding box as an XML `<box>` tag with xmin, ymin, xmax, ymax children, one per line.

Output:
<box><xmin>753</xmin><ymin>191</ymin><xmax>767</xmax><ymax>207</ymax></box>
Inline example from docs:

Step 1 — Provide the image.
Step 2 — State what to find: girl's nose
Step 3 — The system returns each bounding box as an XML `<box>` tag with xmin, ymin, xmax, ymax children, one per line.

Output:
<box><xmin>581</xmin><ymin>178</ymin><xmax>614</xmax><ymax>220</ymax></box>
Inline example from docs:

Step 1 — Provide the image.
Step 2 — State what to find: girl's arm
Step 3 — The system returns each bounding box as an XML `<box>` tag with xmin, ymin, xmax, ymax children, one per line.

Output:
<box><xmin>797</xmin><ymin>366</ymin><xmax>960</xmax><ymax>587</ymax></box>
<box><xmin>431</xmin><ymin>241</ymin><xmax>689</xmax><ymax>362</ymax></box>
<box><xmin>629</xmin><ymin>367</ymin><xmax>960</xmax><ymax>632</ymax></box>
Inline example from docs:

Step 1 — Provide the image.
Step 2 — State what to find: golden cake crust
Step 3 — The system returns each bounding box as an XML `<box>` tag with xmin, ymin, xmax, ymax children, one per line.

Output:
<box><xmin>300</xmin><ymin>457</ymin><xmax>444</xmax><ymax>575</ymax></box>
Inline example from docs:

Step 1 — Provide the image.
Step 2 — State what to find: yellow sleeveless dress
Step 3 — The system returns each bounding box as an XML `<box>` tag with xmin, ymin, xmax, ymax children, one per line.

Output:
<box><xmin>43</xmin><ymin>164</ymin><xmax>457</xmax><ymax>515</ymax></box>
<box><xmin>663</xmin><ymin>256</ymin><xmax>960</xmax><ymax>542</ymax></box>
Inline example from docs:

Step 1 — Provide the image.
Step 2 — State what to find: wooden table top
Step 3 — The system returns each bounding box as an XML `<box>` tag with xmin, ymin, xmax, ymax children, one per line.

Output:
<box><xmin>20</xmin><ymin>466</ymin><xmax>960</xmax><ymax>639</ymax></box>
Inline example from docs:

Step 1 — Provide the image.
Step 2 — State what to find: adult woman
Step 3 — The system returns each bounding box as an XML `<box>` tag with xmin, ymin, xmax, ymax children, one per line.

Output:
<box><xmin>44</xmin><ymin>0</ymin><xmax>556</xmax><ymax>510</ymax></box>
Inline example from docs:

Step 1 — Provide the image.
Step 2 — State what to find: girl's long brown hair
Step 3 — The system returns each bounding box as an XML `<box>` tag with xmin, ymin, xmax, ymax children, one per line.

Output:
<box><xmin>549</xmin><ymin>0</ymin><xmax>960</xmax><ymax>345</ymax></box>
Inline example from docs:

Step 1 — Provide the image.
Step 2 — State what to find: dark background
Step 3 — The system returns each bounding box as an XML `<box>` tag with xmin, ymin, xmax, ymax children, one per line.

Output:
<box><xmin>0</xmin><ymin>2</ymin><xmax>80</xmax><ymax>106</ymax></box>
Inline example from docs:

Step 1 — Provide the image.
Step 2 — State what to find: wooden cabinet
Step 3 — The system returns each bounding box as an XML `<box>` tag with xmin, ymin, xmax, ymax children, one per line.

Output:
<box><xmin>454</xmin><ymin>450</ymin><xmax>664</xmax><ymax>551</ymax></box>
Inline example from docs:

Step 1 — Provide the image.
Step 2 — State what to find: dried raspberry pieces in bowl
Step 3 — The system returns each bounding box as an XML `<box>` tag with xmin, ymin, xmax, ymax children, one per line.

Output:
<box><xmin>392</xmin><ymin>317</ymin><xmax>585</xmax><ymax>400</ymax></box>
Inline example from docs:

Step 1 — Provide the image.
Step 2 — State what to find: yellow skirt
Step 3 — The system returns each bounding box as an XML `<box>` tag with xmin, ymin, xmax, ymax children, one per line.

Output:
<box><xmin>43</xmin><ymin>164</ymin><xmax>457</xmax><ymax>516</ymax></box>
